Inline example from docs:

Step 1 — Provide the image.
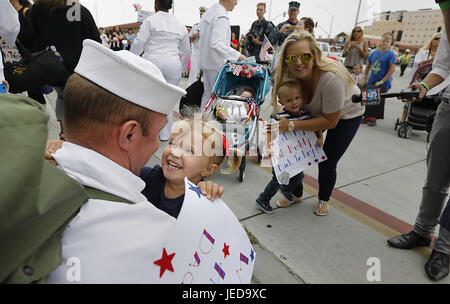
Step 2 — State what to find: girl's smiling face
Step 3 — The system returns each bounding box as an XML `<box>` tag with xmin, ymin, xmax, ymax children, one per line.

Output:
<box><xmin>161</xmin><ymin>128</ymin><xmax>215</xmax><ymax>185</ymax></box>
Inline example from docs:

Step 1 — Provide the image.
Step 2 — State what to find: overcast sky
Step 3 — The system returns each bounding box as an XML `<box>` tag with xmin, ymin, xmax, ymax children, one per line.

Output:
<box><xmin>80</xmin><ymin>0</ymin><xmax>441</xmax><ymax>38</ymax></box>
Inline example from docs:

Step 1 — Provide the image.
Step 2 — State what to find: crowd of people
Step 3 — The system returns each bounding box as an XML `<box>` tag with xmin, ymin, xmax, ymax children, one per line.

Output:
<box><xmin>0</xmin><ymin>0</ymin><xmax>449</xmax><ymax>284</ymax></box>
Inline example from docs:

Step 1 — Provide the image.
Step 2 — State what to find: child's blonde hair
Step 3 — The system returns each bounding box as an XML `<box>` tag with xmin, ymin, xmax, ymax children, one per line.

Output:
<box><xmin>276</xmin><ymin>79</ymin><xmax>302</xmax><ymax>103</ymax></box>
<box><xmin>352</xmin><ymin>63</ymin><xmax>362</xmax><ymax>71</ymax></box>
<box><xmin>176</xmin><ymin>106</ymin><xmax>241</xmax><ymax>174</ymax></box>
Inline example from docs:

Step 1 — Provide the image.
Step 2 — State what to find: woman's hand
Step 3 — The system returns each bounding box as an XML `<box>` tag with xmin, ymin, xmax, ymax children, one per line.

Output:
<box><xmin>198</xmin><ymin>181</ymin><xmax>224</xmax><ymax>201</ymax></box>
<box><xmin>399</xmin><ymin>82</ymin><xmax>427</xmax><ymax>103</ymax></box>
<box><xmin>268</xmin><ymin>117</ymin><xmax>290</xmax><ymax>133</ymax></box>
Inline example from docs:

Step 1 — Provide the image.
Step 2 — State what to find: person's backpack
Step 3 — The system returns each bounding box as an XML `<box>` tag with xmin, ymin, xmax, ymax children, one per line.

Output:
<box><xmin>0</xmin><ymin>94</ymin><xmax>88</xmax><ymax>283</ymax></box>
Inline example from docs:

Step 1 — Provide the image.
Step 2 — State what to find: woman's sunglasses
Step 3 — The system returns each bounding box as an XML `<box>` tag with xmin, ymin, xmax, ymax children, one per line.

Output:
<box><xmin>285</xmin><ymin>53</ymin><xmax>313</xmax><ymax>65</ymax></box>
<box><xmin>434</xmin><ymin>37</ymin><xmax>441</xmax><ymax>40</ymax></box>
<box><xmin>353</xmin><ymin>30</ymin><xmax>361</xmax><ymax>33</ymax></box>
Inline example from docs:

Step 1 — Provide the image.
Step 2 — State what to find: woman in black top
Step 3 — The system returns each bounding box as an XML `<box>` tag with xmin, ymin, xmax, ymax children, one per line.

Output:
<box><xmin>30</xmin><ymin>0</ymin><xmax>101</xmax><ymax>139</ymax></box>
<box><xmin>30</xmin><ymin>0</ymin><xmax>101</xmax><ymax>73</ymax></box>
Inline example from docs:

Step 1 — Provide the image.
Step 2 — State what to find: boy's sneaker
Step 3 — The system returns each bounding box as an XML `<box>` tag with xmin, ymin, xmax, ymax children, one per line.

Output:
<box><xmin>278</xmin><ymin>186</ymin><xmax>295</xmax><ymax>204</ymax></box>
<box><xmin>256</xmin><ymin>198</ymin><xmax>273</xmax><ymax>214</ymax></box>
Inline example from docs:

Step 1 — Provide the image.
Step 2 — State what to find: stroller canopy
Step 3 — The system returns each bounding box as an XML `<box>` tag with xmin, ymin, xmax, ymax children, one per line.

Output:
<box><xmin>211</xmin><ymin>62</ymin><xmax>271</xmax><ymax>105</ymax></box>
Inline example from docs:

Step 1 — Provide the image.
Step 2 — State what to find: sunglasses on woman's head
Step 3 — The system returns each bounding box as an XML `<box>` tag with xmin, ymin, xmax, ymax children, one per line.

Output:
<box><xmin>285</xmin><ymin>53</ymin><xmax>312</xmax><ymax>65</ymax></box>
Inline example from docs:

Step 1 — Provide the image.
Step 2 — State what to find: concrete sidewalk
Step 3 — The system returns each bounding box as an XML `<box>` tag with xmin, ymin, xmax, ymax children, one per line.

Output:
<box><xmin>45</xmin><ymin>66</ymin><xmax>449</xmax><ymax>284</ymax></box>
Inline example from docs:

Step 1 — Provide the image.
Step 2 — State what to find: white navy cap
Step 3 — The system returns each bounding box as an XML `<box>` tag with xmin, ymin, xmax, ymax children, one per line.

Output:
<box><xmin>74</xmin><ymin>39</ymin><xmax>186</xmax><ymax>115</ymax></box>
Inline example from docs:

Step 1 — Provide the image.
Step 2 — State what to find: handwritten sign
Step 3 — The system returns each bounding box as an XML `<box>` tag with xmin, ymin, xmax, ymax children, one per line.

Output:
<box><xmin>140</xmin><ymin>178</ymin><xmax>255</xmax><ymax>284</ymax></box>
<box><xmin>137</xmin><ymin>10</ymin><xmax>153</xmax><ymax>24</ymax></box>
<box><xmin>271</xmin><ymin>131</ymin><xmax>327</xmax><ymax>185</ymax></box>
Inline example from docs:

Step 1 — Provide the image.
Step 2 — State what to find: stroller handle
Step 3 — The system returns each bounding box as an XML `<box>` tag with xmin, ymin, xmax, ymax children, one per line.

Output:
<box><xmin>218</xmin><ymin>95</ymin><xmax>248</xmax><ymax>102</ymax></box>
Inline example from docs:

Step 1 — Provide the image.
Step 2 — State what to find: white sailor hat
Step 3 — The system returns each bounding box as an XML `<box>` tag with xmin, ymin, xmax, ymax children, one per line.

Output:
<box><xmin>74</xmin><ymin>39</ymin><xmax>186</xmax><ymax>115</ymax></box>
<box><xmin>199</xmin><ymin>6</ymin><xmax>207</xmax><ymax>11</ymax></box>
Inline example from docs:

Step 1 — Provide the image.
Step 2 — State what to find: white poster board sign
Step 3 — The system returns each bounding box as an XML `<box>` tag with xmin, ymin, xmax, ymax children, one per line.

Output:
<box><xmin>271</xmin><ymin>130</ymin><xmax>327</xmax><ymax>184</ymax></box>
<box><xmin>137</xmin><ymin>10</ymin><xmax>153</xmax><ymax>24</ymax></box>
<box><xmin>140</xmin><ymin>178</ymin><xmax>255</xmax><ymax>284</ymax></box>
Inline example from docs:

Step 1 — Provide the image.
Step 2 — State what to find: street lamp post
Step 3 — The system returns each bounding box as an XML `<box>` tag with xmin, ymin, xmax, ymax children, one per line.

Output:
<box><xmin>355</xmin><ymin>0</ymin><xmax>362</xmax><ymax>27</ymax></box>
<box><xmin>319</xmin><ymin>6</ymin><xmax>334</xmax><ymax>42</ymax></box>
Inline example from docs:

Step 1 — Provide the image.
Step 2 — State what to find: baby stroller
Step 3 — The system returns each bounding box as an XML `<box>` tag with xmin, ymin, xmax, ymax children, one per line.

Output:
<box><xmin>394</xmin><ymin>62</ymin><xmax>441</xmax><ymax>141</ymax></box>
<box><xmin>204</xmin><ymin>62</ymin><xmax>271</xmax><ymax>182</ymax></box>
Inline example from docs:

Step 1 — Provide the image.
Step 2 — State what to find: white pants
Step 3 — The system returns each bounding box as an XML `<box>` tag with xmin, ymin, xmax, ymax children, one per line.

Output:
<box><xmin>188</xmin><ymin>50</ymin><xmax>200</xmax><ymax>86</ymax></box>
<box><xmin>201</xmin><ymin>69</ymin><xmax>219</xmax><ymax>111</ymax></box>
<box><xmin>147</xmin><ymin>56</ymin><xmax>181</xmax><ymax>140</ymax></box>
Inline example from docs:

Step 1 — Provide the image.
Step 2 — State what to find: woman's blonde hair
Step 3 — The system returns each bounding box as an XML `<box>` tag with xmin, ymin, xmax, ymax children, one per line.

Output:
<box><xmin>176</xmin><ymin>106</ymin><xmax>242</xmax><ymax>175</ymax></box>
<box><xmin>272</xmin><ymin>31</ymin><xmax>355</xmax><ymax>112</ymax></box>
<box><xmin>349</xmin><ymin>26</ymin><xmax>364</xmax><ymax>44</ymax></box>
<box><xmin>422</xmin><ymin>32</ymin><xmax>442</xmax><ymax>51</ymax></box>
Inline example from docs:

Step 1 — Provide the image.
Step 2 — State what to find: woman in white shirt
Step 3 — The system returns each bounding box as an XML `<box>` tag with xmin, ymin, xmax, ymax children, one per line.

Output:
<box><xmin>131</xmin><ymin>0</ymin><xmax>190</xmax><ymax>141</ymax></box>
<box><xmin>410</xmin><ymin>32</ymin><xmax>442</xmax><ymax>79</ymax></box>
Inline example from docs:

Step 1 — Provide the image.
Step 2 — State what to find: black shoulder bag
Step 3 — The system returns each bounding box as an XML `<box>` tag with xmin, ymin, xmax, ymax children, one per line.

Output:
<box><xmin>2</xmin><ymin>41</ymin><xmax>70</xmax><ymax>94</ymax></box>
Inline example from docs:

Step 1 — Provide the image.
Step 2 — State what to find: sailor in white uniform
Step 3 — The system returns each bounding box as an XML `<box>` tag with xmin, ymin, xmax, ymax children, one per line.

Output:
<box><xmin>131</xmin><ymin>0</ymin><xmax>190</xmax><ymax>141</ymax></box>
<box><xmin>188</xmin><ymin>6</ymin><xmax>207</xmax><ymax>86</ymax></box>
<box><xmin>199</xmin><ymin>0</ymin><xmax>246</xmax><ymax>110</ymax></box>
<box><xmin>47</xmin><ymin>39</ymin><xmax>187</xmax><ymax>283</ymax></box>
<box><xmin>0</xmin><ymin>0</ymin><xmax>20</xmax><ymax>82</ymax></box>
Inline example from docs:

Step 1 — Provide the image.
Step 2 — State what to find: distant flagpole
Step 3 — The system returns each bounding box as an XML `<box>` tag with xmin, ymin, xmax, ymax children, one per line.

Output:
<box><xmin>268</xmin><ymin>0</ymin><xmax>272</xmax><ymax>20</ymax></box>
<box><xmin>94</xmin><ymin>0</ymin><xmax>99</xmax><ymax>26</ymax></box>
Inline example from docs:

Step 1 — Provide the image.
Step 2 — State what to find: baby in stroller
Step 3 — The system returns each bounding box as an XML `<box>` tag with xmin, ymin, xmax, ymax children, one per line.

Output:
<box><xmin>215</xmin><ymin>86</ymin><xmax>255</xmax><ymax>123</ymax></box>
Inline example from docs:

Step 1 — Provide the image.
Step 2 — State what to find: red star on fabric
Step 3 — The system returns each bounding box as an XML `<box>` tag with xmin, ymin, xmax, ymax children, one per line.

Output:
<box><xmin>222</xmin><ymin>243</ymin><xmax>230</xmax><ymax>259</ymax></box>
<box><xmin>154</xmin><ymin>248</ymin><xmax>176</xmax><ymax>278</ymax></box>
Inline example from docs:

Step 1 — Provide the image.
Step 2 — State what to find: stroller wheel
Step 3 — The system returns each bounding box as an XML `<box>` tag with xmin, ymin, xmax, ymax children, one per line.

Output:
<box><xmin>397</xmin><ymin>125</ymin><xmax>405</xmax><ymax>138</ymax></box>
<box><xmin>405</xmin><ymin>125</ymin><xmax>413</xmax><ymax>138</ymax></box>
<box><xmin>239</xmin><ymin>156</ymin><xmax>246</xmax><ymax>183</ymax></box>
<box><xmin>394</xmin><ymin>118</ymin><xmax>400</xmax><ymax>131</ymax></box>
<box><xmin>239</xmin><ymin>168</ymin><xmax>245</xmax><ymax>183</ymax></box>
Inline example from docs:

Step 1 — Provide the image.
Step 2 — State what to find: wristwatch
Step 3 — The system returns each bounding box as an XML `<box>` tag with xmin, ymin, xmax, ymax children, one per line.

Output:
<box><xmin>288</xmin><ymin>121</ymin><xmax>295</xmax><ymax>132</ymax></box>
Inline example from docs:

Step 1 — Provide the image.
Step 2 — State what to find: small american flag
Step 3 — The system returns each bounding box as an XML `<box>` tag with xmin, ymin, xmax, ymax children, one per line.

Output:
<box><xmin>259</xmin><ymin>35</ymin><xmax>273</xmax><ymax>62</ymax></box>
<box><xmin>203</xmin><ymin>229</ymin><xmax>215</xmax><ymax>245</ymax></box>
<box><xmin>214</xmin><ymin>263</ymin><xmax>226</xmax><ymax>280</ymax></box>
<box><xmin>194</xmin><ymin>252</ymin><xmax>201</xmax><ymax>266</ymax></box>
<box><xmin>240</xmin><ymin>253</ymin><xmax>249</xmax><ymax>265</ymax></box>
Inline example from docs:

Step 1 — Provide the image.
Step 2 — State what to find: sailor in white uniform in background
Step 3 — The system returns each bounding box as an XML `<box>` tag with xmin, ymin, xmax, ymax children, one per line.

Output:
<box><xmin>0</xmin><ymin>0</ymin><xmax>20</xmax><ymax>82</ymax></box>
<box><xmin>199</xmin><ymin>0</ymin><xmax>246</xmax><ymax>110</ymax></box>
<box><xmin>131</xmin><ymin>0</ymin><xmax>190</xmax><ymax>141</ymax></box>
<box><xmin>188</xmin><ymin>6</ymin><xmax>207</xmax><ymax>86</ymax></box>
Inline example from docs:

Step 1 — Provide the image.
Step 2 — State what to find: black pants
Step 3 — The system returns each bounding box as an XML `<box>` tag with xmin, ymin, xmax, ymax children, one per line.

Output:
<box><xmin>400</xmin><ymin>64</ymin><xmax>408</xmax><ymax>76</ymax></box>
<box><xmin>293</xmin><ymin>116</ymin><xmax>362</xmax><ymax>201</ymax></box>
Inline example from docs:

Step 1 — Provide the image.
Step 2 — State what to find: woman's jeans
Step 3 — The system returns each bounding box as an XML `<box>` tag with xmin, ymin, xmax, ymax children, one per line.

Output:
<box><xmin>316</xmin><ymin>116</ymin><xmax>362</xmax><ymax>202</ymax></box>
